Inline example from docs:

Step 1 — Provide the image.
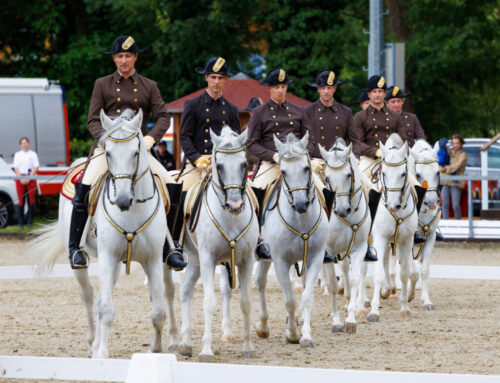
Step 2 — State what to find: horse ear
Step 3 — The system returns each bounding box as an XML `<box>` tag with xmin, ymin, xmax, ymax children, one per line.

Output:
<box><xmin>346</xmin><ymin>143</ymin><xmax>353</xmax><ymax>157</ymax></box>
<box><xmin>100</xmin><ymin>109</ymin><xmax>113</xmax><ymax>130</ymax></box>
<box><xmin>318</xmin><ymin>144</ymin><xmax>329</xmax><ymax>160</ymax></box>
<box><xmin>401</xmin><ymin>141</ymin><xmax>409</xmax><ymax>156</ymax></box>
<box><xmin>238</xmin><ymin>129</ymin><xmax>248</xmax><ymax>147</ymax></box>
<box><xmin>409</xmin><ymin>147</ymin><xmax>418</xmax><ymax>160</ymax></box>
<box><xmin>209</xmin><ymin>128</ymin><xmax>221</xmax><ymax>148</ymax></box>
<box><xmin>299</xmin><ymin>131</ymin><xmax>309</xmax><ymax>149</ymax></box>
<box><xmin>131</xmin><ymin>109</ymin><xmax>143</xmax><ymax>131</ymax></box>
<box><xmin>379</xmin><ymin>141</ymin><xmax>387</xmax><ymax>158</ymax></box>
<box><xmin>273</xmin><ymin>134</ymin><xmax>283</xmax><ymax>152</ymax></box>
<box><xmin>433</xmin><ymin>141</ymin><xmax>440</xmax><ymax>156</ymax></box>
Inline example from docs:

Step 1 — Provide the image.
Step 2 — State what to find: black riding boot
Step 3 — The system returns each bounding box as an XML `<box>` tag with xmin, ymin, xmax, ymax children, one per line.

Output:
<box><xmin>252</xmin><ymin>187</ymin><xmax>272</xmax><ymax>261</ymax></box>
<box><xmin>26</xmin><ymin>204</ymin><xmax>35</xmax><ymax>228</ymax></box>
<box><xmin>322</xmin><ymin>188</ymin><xmax>337</xmax><ymax>263</ymax></box>
<box><xmin>68</xmin><ymin>183</ymin><xmax>91</xmax><ymax>269</ymax></box>
<box><xmin>15</xmin><ymin>204</ymin><xmax>24</xmax><ymax>228</ymax></box>
<box><xmin>364</xmin><ymin>189</ymin><xmax>381</xmax><ymax>262</ymax></box>
<box><xmin>435</xmin><ymin>231</ymin><xmax>445</xmax><ymax>241</ymax></box>
<box><xmin>414</xmin><ymin>185</ymin><xmax>427</xmax><ymax>244</ymax></box>
<box><xmin>163</xmin><ymin>184</ymin><xmax>187</xmax><ymax>270</ymax></box>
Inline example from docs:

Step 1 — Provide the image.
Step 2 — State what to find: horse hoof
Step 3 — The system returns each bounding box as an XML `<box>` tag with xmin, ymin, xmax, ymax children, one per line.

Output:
<box><xmin>380</xmin><ymin>288</ymin><xmax>390</xmax><ymax>300</ymax></box>
<box><xmin>221</xmin><ymin>335</ymin><xmax>236</xmax><ymax>344</ymax></box>
<box><xmin>337</xmin><ymin>287</ymin><xmax>344</xmax><ymax>296</ymax></box>
<box><xmin>198</xmin><ymin>354</ymin><xmax>214</xmax><ymax>363</ymax></box>
<box><xmin>167</xmin><ymin>344</ymin><xmax>179</xmax><ymax>352</ymax></box>
<box><xmin>408</xmin><ymin>294</ymin><xmax>415</xmax><ymax>303</ymax></box>
<box><xmin>179</xmin><ymin>345</ymin><xmax>193</xmax><ymax>357</ymax></box>
<box><xmin>367</xmin><ymin>313</ymin><xmax>379</xmax><ymax>322</ymax></box>
<box><xmin>345</xmin><ymin>322</ymin><xmax>357</xmax><ymax>334</ymax></box>
<box><xmin>356</xmin><ymin>310</ymin><xmax>367</xmax><ymax>321</ymax></box>
<box><xmin>364</xmin><ymin>300</ymin><xmax>371</xmax><ymax>308</ymax></box>
<box><xmin>388</xmin><ymin>294</ymin><xmax>399</xmax><ymax>301</ymax></box>
<box><xmin>400</xmin><ymin>310</ymin><xmax>411</xmax><ymax>319</ymax></box>
<box><xmin>256</xmin><ymin>329</ymin><xmax>270</xmax><ymax>339</ymax></box>
<box><xmin>286</xmin><ymin>336</ymin><xmax>300</xmax><ymax>344</ymax></box>
<box><xmin>299</xmin><ymin>338</ymin><xmax>314</xmax><ymax>348</ymax></box>
<box><xmin>423</xmin><ymin>304</ymin><xmax>435</xmax><ymax>311</ymax></box>
<box><xmin>331</xmin><ymin>324</ymin><xmax>345</xmax><ymax>333</ymax></box>
<box><xmin>241</xmin><ymin>350</ymin><xmax>255</xmax><ymax>358</ymax></box>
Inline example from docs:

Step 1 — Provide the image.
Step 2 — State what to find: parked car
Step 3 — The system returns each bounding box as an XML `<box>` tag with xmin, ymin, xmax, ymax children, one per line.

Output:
<box><xmin>0</xmin><ymin>157</ymin><xmax>18</xmax><ymax>227</ymax></box>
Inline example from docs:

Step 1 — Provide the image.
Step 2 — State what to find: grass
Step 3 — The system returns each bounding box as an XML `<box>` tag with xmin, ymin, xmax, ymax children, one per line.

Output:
<box><xmin>0</xmin><ymin>217</ymin><xmax>54</xmax><ymax>233</ymax></box>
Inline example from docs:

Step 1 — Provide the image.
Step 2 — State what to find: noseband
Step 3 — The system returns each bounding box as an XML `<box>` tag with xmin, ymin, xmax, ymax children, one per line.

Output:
<box><xmin>280</xmin><ymin>150</ymin><xmax>315</xmax><ymax>206</ymax></box>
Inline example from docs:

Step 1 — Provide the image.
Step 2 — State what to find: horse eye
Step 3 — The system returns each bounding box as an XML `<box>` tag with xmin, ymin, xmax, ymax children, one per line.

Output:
<box><xmin>134</xmin><ymin>151</ymin><xmax>139</xmax><ymax>157</ymax></box>
<box><xmin>304</xmin><ymin>166</ymin><xmax>310</xmax><ymax>172</ymax></box>
<box><xmin>346</xmin><ymin>173</ymin><xmax>351</xmax><ymax>178</ymax></box>
<box><xmin>416</xmin><ymin>173</ymin><xmax>422</xmax><ymax>180</ymax></box>
<box><xmin>401</xmin><ymin>172</ymin><xmax>406</xmax><ymax>178</ymax></box>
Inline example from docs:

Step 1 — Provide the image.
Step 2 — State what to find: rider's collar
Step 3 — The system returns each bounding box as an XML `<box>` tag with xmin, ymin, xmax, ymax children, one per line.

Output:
<box><xmin>269</xmin><ymin>98</ymin><xmax>287</xmax><ymax>110</ymax></box>
<box><xmin>316</xmin><ymin>98</ymin><xmax>337</xmax><ymax>112</ymax></box>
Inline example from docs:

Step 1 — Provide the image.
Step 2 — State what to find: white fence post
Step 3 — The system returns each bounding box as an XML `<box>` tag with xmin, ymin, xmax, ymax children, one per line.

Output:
<box><xmin>481</xmin><ymin>149</ymin><xmax>489</xmax><ymax>211</ymax></box>
<box><xmin>125</xmin><ymin>353</ymin><xmax>177</xmax><ymax>383</ymax></box>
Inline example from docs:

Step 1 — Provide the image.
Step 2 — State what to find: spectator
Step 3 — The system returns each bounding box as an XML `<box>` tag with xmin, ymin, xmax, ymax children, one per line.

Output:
<box><xmin>440</xmin><ymin>134</ymin><xmax>467</xmax><ymax>219</ymax></box>
<box><xmin>13</xmin><ymin>137</ymin><xmax>39</xmax><ymax>228</ymax></box>
<box><xmin>156</xmin><ymin>141</ymin><xmax>176</xmax><ymax>171</ymax></box>
<box><xmin>480</xmin><ymin>132</ymin><xmax>500</xmax><ymax>151</ymax></box>
<box><xmin>437</xmin><ymin>138</ymin><xmax>450</xmax><ymax>167</ymax></box>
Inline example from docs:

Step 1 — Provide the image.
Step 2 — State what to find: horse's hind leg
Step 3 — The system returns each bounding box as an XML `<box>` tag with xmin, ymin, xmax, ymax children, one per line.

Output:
<box><xmin>398</xmin><ymin>240</ymin><xmax>415</xmax><ymax>318</ymax></box>
<box><xmin>419</xmin><ymin>237</ymin><xmax>435</xmax><ymax>310</ymax></box>
<box><xmin>274</xmin><ymin>258</ymin><xmax>300</xmax><ymax>344</ymax></box>
<box><xmin>73</xmin><ymin>269</ymin><xmax>95</xmax><ymax>357</ymax></box>
<box><xmin>144</xmin><ymin>255</ymin><xmax>166</xmax><ymax>353</ymax></box>
<box><xmin>179</xmin><ymin>264</ymin><xmax>200</xmax><ymax>357</ymax></box>
<box><xmin>255</xmin><ymin>261</ymin><xmax>272</xmax><ymax>339</ymax></box>
<box><xmin>163</xmin><ymin>265</ymin><xmax>179</xmax><ymax>351</ymax></box>
<box><xmin>219</xmin><ymin>266</ymin><xmax>235</xmax><ymax>344</ymax></box>
<box><xmin>323</xmin><ymin>262</ymin><xmax>342</xmax><ymax>333</ymax></box>
<box><xmin>239</xmin><ymin>257</ymin><xmax>255</xmax><ymax>357</ymax></box>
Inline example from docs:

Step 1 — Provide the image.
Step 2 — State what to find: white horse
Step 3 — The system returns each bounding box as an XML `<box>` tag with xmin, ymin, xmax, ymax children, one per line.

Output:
<box><xmin>179</xmin><ymin>127</ymin><xmax>259</xmax><ymax>361</ymax></box>
<box><xmin>33</xmin><ymin>109</ymin><xmax>178</xmax><ymax>358</ymax></box>
<box><xmin>255</xmin><ymin>132</ymin><xmax>328</xmax><ymax>348</ymax></box>
<box><xmin>320</xmin><ymin>139</ymin><xmax>371</xmax><ymax>333</ymax></box>
<box><xmin>409</xmin><ymin>139</ymin><xmax>441</xmax><ymax>310</ymax></box>
<box><xmin>368</xmin><ymin>134</ymin><xmax>418</xmax><ymax>321</ymax></box>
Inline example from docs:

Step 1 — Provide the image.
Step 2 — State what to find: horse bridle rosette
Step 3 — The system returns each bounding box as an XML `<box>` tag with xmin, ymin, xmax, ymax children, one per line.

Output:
<box><xmin>279</xmin><ymin>150</ymin><xmax>315</xmax><ymax>205</ymax></box>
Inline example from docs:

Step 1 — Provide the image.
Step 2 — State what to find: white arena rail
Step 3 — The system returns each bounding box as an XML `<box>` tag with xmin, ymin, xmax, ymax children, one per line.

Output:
<box><xmin>0</xmin><ymin>353</ymin><xmax>499</xmax><ymax>383</ymax></box>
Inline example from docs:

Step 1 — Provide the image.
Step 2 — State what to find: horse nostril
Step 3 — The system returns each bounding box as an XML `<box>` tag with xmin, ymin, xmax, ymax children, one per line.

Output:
<box><xmin>395</xmin><ymin>204</ymin><xmax>401</xmax><ymax>210</ymax></box>
<box><xmin>346</xmin><ymin>207</ymin><xmax>351</xmax><ymax>214</ymax></box>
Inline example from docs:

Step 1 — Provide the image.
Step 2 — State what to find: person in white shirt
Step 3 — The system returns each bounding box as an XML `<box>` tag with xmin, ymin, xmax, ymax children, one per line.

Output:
<box><xmin>13</xmin><ymin>137</ymin><xmax>39</xmax><ymax>228</ymax></box>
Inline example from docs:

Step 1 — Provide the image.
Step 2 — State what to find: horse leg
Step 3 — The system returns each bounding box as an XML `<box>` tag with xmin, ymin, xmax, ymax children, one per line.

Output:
<box><xmin>369</xmin><ymin>237</ymin><xmax>388</xmax><ymax>322</ymax></box>
<box><xmin>219</xmin><ymin>266</ymin><xmax>235</xmax><ymax>344</ymax></box>
<box><xmin>300</xmin><ymin>254</ymin><xmax>323</xmax><ymax>347</ymax></box>
<box><xmin>389</xmin><ymin>251</ymin><xmax>398</xmax><ymax>297</ymax></box>
<box><xmin>290</xmin><ymin>266</ymin><xmax>303</xmax><ymax>294</ymax></box>
<box><xmin>340</xmin><ymin>259</ymin><xmax>351</xmax><ymax>303</ymax></box>
<box><xmin>143</xmin><ymin>255</ymin><xmax>166</xmax><ymax>353</ymax></box>
<box><xmin>163</xmin><ymin>265</ymin><xmax>180</xmax><ymax>351</ymax></box>
<box><xmin>398</xmin><ymin>240</ymin><xmax>414</xmax><ymax>318</ymax></box>
<box><xmin>73</xmin><ymin>269</ymin><xmax>95</xmax><ymax>357</ymax></box>
<box><xmin>238</xmin><ymin>257</ymin><xmax>255</xmax><ymax>357</ymax></box>
<box><xmin>359</xmin><ymin>259</ymin><xmax>371</xmax><ymax>307</ymax></box>
<box><xmin>337</xmin><ymin>265</ymin><xmax>345</xmax><ymax>295</ymax></box>
<box><xmin>347</xmin><ymin>248</ymin><xmax>366</xmax><ymax>333</ymax></box>
<box><xmin>198</xmin><ymin>255</ymin><xmax>217</xmax><ymax>361</ymax></box>
<box><xmin>179</xmin><ymin>264</ymin><xmax>200</xmax><ymax>357</ymax></box>
<box><xmin>274</xmin><ymin>258</ymin><xmax>300</xmax><ymax>344</ymax></box>
<box><xmin>255</xmin><ymin>261</ymin><xmax>272</xmax><ymax>339</ymax></box>
<box><xmin>324</xmin><ymin>262</ymin><xmax>343</xmax><ymax>333</ymax></box>
<box><xmin>319</xmin><ymin>265</ymin><xmax>329</xmax><ymax>296</ymax></box>
<box><xmin>419</xmin><ymin>236</ymin><xmax>435</xmax><ymax>310</ymax></box>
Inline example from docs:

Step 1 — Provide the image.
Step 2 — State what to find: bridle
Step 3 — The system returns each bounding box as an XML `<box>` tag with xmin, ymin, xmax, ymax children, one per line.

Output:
<box><xmin>325</xmin><ymin>157</ymin><xmax>362</xmax><ymax>212</ymax></box>
<box><xmin>414</xmin><ymin>158</ymin><xmax>442</xmax><ymax>196</ymax></box>
<box><xmin>380</xmin><ymin>158</ymin><xmax>410</xmax><ymax>208</ymax></box>
<box><xmin>279</xmin><ymin>150</ymin><xmax>315</xmax><ymax>207</ymax></box>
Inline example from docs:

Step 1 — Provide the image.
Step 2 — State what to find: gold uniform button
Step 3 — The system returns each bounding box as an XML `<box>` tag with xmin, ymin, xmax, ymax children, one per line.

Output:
<box><xmin>222</xmin><ymin>120</ymin><xmax>226</xmax><ymax>124</ymax></box>
<box><xmin>117</xmin><ymin>97</ymin><xmax>121</xmax><ymax>102</ymax></box>
<box><xmin>320</xmin><ymin>126</ymin><xmax>324</xmax><ymax>130</ymax></box>
<box><xmin>134</xmin><ymin>98</ymin><xmax>138</xmax><ymax>102</ymax></box>
<box><xmin>117</xmin><ymin>109</ymin><xmax>121</xmax><ymax>113</ymax></box>
<box><xmin>134</xmin><ymin>81</ymin><xmax>138</xmax><ymax>85</ymax></box>
<box><xmin>116</xmin><ymin>88</ymin><xmax>120</xmax><ymax>92</ymax></box>
<box><xmin>386</xmin><ymin>134</ymin><xmax>389</xmax><ymax>138</ymax></box>
<box><xmin>204</xmin><ymin>149</ymin><xmax>208</xmax><ymax>153</ymax></box>
<box><xmin>222</xmin><ymin>101</ymin><xmax>225</xmax><ymax>105</ymax></box>
<box><xmin>336</xmin><ymin>126</ymin><xmax>340</xmax><ymax>130</ymax></box>
<box><xmin>375</xmin><ymin>134</ymin><xmax>378</xmax><ymax>138</ymax></box>
<box><xmin>206</xmin><ymin>118</ymin><xmax>210</xmax><ymax>123</ymax></box>
<box><xmin>133</xmin><ymin>109</ymin><xmax>137</xmax><ymax>113</ymax></box>
<box><xmin>405</xmin><ymin>115</ymin><xmax>408</xmax><ymax>119</ymax></box>
<box><xmin>317</xmin><ymin>108</ymin><xmax>321</xmax><ymax>112</ymax></box>
<box><xmin>376</xmin><ymin>142</ymin><xmax>379</xmax><ymax>146</ymax></box>
<box><xmin>335</xmin><ymin>135</ymin><xmax>338</xmax><ymax>138</ymax></box>
<box><xmin>374</xmin><ymin>125</ymin><xmax>378</xmax><ymax>129</ymax></box>
<box><xmin>134</xmin><ymin>89</ymin><xmax>138</xmax><ymax>92</ymax></box>
<box><xmin>288</xmin><ymin>113</ymin><xmax>292</xmax><ymax>117</ymax></box>
<box><xmin>204</xmin><ymin>139</ymin><xmax>208</xmax><ymax>143</ymax></box>
<box><xmin>276</xmin><ymin>132</ymin><xmax>280</xmax><ymax>135</ymax></box>
<box><xmin>373</xmin><ymin>118</ymin><xmax>376</xmax><ymax>121</ymax></box>
<box><xmin>407</xmin><ymin>123</ymin><xmax>410</xmax><ymax>127</ymax></box>
<box><xmin>286</xmin><ymin>106</ymin><xmax>289</xmax><ymax>110</ymax></box>
<box><xmin>385</xmin><ymin>112</ymin><xmax>389</xmax><ymax>115</ymax></box>
<box><xmin>273</xmin><ymin>115</ymin><xmax>276</xmax><ymax>118</ymax></box>
<box><xmin>206</xmin><ymin>108</ymin><xmax>209</xmax><ymax>112</ymax></box>
<box><xmin>336</xmin><ymin>116</ymin><xmax>339</xmax><ymax>120</ymax></box>
<box><xmin>386</xmin><ymin>118</ymin><xmax>389</xmax><ymax>121</ymax></box>
<box><xmin>205</xmin><ymin>129</ymin><xmax>209</xmax><ymax>133</ymax></box>
<box><xmin>116</xmin><ymin>80</ymin><xmax>120</xmax><ymax>84</ymax></box>
<box><xmin>319</xmin><ymin>117</ymin><xmax>323</xmax><ymax>120</ymax></box>
<box><xmin>321</xmin><ymin>136</ymin><xmax>325</xmax><ymax>139</ymax></box>
<box><xmin>275</xmin><ymin>122</ymin><xmax>278</xmax><ymax>126</ymax></box>
<box><xmin>408</xmin><ymin>132</ymin><xmax>412</xmax><ymax>136</ymax></box>
<box><xmin>271</xmin><ymin>107</ymin><xmax>274</xmax><ymax>110</ymax></box>
<box><xmin>222</xmin><ymin>111</ymin><xmax>226</xmax><ymax>114</ymax></box>
<box><xmin>290</xmin><ymin>121</ymin><xmax>293</xmax><ymax>125</ymax></box>
<box><xmin>386</xmin><ymin>126</ymin><xmax>389</xmax><ymax>129</ymax></box>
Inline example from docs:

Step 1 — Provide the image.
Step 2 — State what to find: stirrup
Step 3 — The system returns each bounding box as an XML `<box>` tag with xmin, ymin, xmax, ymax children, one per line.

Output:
<box><xmin>323</xmin><ymin>249</ymin><xmax>336</xmax><ymax>264</ymax></box>
<box><xmin>164</xmin><ymin>248</ymin><xmax>187</xmax><ymax>271</ymax></box>
<box><xmin>414</xmin><ymin>233</ymin><xmax>426</xmax><ymax>244</ymax></box>
<box><xmin>364</xmin><ymin>246</ymin><xmax>378</xmax><ymax>262</ymax></box>
<box><xmin>69</xmin><ymin>249</ymin><xmax>89</xmax><ymax>270</ymax></box>
<box><xmin>255</xmin><ymin>241</ymin><xmax>272</xmax><ymax>262</ymax></box>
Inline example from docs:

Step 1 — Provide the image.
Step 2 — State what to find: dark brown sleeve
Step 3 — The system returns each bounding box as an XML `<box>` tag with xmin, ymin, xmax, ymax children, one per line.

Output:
<box><xmin>396</xmin><ymin>115</ymin><xmax>408</xmax><ymax>143</ymax></box>
<box><xmin>87</xmin><ymin>80</ymin><xmax>105</xmax><ymax>139</ymax></box>
<box><xmin>179</xmin><ymin>99</ymin><xmax>201</xmax><ymax>164</ymax></box>
<box><xmin>301</xmin><ymin>108</ymin><xmax>315</xmax><ymax>156</ymax></box>
<box><xmin>352</xmin><ymin>112</ymin><xmax>376</xmax><ymax>158</ymax></box>
<box><xmin>230</xmin><ymin>104</ymin><xmax>241</xmax><ymax>133</ymax></box>
<box><xmin>246</xmin><ymin>110</ymin><xmax>275</xmax><ymax>162</ymax></box>
<box><xmin>413</xmin><ymin>115</ymin><xmax>426</xmax><ymax>142</ymax></box>
<box><xmin>146</xmin><ymin>83</ymin><xmax>170</xmax><ymax>143</ymax></box>
<box><xmin>345</xmin><ymin>109</ymin><xmax>358</xmax><ymax>157</ymax></box>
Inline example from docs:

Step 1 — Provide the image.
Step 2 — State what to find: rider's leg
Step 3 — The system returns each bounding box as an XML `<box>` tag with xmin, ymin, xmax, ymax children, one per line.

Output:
<box><xmin>312</xmin><ymin>174</ymin><xmax>336</xmax><ymax>264</ymax></box>
<box><xmin>411</xmin><ymin>176</ymin><xmax>427</xmax><ymax>244</ymax></box>
<box><xmin>360</xmin><ymin>167</ymin><xmax>380</xmax><ymax>263</ymax></box>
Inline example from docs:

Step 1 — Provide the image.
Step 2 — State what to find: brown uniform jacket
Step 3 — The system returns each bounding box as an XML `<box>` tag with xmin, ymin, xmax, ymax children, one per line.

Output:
<box><xmin>352</xmin><ymin>104</ymin><xmax>407</xmax><ymax>158</ymax></box>
<box><xmin>304</xmin><ymin>99</ymin><xmax>356</xmax><ymax>158</ymax></box>
<box><xmin>401</xmin><ymin>111</ymin><xmax>425</xmax><ymax>147</ymax></box>
<box><xmin>180</xmin><ymin>91</ymin><xmax>240</xmax><ymax>164</ymax></box>
<box><xmin>246</xmin><ymin>99</ymin><xmax>313</xmax><ymax>162</ymax></box>
<box><xmin>87</xmin><ymin>71</ymin><xmax>170</xmax><ymax>142</ymax></box>
<box><xmin>442</xmin><ymin>149</ymin><xmax>467</xmax><ymax>189</ymax></box>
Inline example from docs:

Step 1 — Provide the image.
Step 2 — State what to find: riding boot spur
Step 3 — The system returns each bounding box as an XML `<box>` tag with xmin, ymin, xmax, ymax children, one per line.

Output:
<box><xmin>364</xmin><ymin>189</ymin><xmax>381</xmax><ymax>262</ymax></box>
<box><xmin>251</xmin><ymin>186</ymin><xmax>272</xmax><ymax>261</ymax></box>
<box><xmin>68</xmin><ymin>182</ymin><xmax>91</xmax><ymax>269</ymax></box>
<box><xmin>164</xmin><ymin>183</ymin><xmax>187</xmax><ymax>270</ymax></box>
<box><xmin>414</xmin><ymin>185</ymin><xmax>427</xmax><ymax>244</ymax></box>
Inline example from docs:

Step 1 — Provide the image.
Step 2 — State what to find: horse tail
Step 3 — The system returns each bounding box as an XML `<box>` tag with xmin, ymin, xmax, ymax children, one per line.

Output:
<box><xmin>30</xmin><ymin>221</ymin><xmax>66</xmax><ymax>276</ymax></box>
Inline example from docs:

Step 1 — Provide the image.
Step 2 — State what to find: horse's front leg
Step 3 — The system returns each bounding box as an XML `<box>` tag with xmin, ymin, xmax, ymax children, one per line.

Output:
<box><xmin>179</xmin><ymin>264</ymin><xmax>200</xmax><ymax>357</ymax></box>
<box><xmin>300</xmin><ymin>252</ymin><xmax>324</xmax><ymax>347</ymax></box>
<box><xmin>73</xmin><ymin>269</ymin><xmax>95</xmax><ymax>357</ymax></box>
<box><xmin>368</xmin><ymin>235</ymin><xmax>388</xmax><ymax>322</ymax></box>
<box><xmin>398</xmin><ymin>238</ymin><xmax>416</xmax><ymax>319</ymax></box>
<box><xmin>255</xmin><ymin>261</ymin><xmax>272</xmax><ymax>339</ymax></box>
<box><xmin>419</xmin><ymin>233</ymin><xmax>435</xmax><ymax>310</ymax></box>
<box><xmin>219</xmin><ymin>266</ymin><xmax>235</xmax><ymax>343</ymax></box>
<box><xmin>319</xmin><ymin>265</ymin><xmax>330</xmax><ymax>296</ymax></box>
<box><xmin>93</xmin><ymin>255</ymin><xmax>121</xmax><ymax>358</ymax></box>
<box><xmin>274</xmin><ymin>258</ymin><xmax>300</xmax><ymax>344</ymax></box>
<box><xmin>163</xmin><ymin>265</ymin><xmax>179</xmax><ymax>351</ymax></box>
<box><xmin>198</xmin><ymin>253</ymin><xmax>217</xmax><ymax>361</ymax></box>
<box><xmin>238</xmin><ymin>255</ymin><xmax>255</xmax><ymax>357</ymax></box>
<box><xmin>345</xmin><ymin>246</ymin><xmax>366</xmax><ymax>333</ymax></box>
<box><xmin>339</xmin><ymin>258</ymin><xmax>351</xmax><ymax>301</ymax></box>
<box><xmin>144</xmin><ymin>254</ymin><xmax>166</xmax><ymax>353</ymax></box>
<box><xmin>323</xmin><ymin>262</ymin><xmax>342</xmax><ymax>333</ymax></box>
<box><xmin>389</xmin><ymin>249</ymin><xmax>398</xmax><ymax>297</ymax></box>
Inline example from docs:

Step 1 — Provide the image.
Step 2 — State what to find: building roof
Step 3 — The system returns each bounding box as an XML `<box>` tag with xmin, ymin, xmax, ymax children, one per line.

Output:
<box><xmin>165</xmin><ymin>73</ymin><xmax>311</xmax><ymax>113</ymax></box>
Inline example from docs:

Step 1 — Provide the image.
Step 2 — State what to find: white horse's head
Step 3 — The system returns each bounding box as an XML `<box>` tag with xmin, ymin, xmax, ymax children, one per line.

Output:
<box><xmin>100</xmin><ymin>108</ymin><xmax>144</xmax><ymax>211</ymax></box>
<box><xmin>273</xmin><ymin>132</ymin><xmax>314</xmax><ymax>213</ymax></box>
<box><xmin>210</xmin><ymin>126</ymin><xmax>248</xmax><ymax>214</ymax></box>
<box><xmin>320</xmin><ymin>138</ymin><xmax>358</xmax><ymax>217</ymax></box>
<box><xmin>410</xmin><ymin>140</ymin><xmax>440</xmax><ymax>210</ymax></box>
<box><xmin>380</xmin><ymin>133</ymin><xmax>409</xmax><ymax>213</ymax></box>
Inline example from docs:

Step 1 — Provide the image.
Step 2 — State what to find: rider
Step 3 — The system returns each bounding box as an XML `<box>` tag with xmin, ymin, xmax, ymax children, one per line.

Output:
<box><xmin>68</xmin><ymin>35</ymin><xmax>186</xmax><ymax>270</ymax></box>
<box><xmin>304</xmin><ymin>69</ymin><xmax>377</xmax><ymax>262</ymax></box>
<box><xmin>356</xmin><ymin>88</ymin><xmax>370</xmax><ymax>110</ymax></box>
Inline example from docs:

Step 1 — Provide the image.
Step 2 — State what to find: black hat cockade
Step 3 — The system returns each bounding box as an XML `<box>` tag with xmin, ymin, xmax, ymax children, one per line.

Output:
<box><xmin>355</xmin><ymin>88</ymin><xmax>370</xmax><ymax>104</ymax></box>
<box><xmin>195</xmin><ymin>56</ymin><xmax>232</xmax><ymax>76</ymax></box>
<box><xmin>308</xmin><ymin>69</ymin><xmax>343</xmax><ymax>88</ymax></box>
<box><xmin>366</xmin><ymin>75</ymin><xmax>387</xmax><ymax>91</ymax></box>
<box><xmin>260</xmin><ymin>67</ymin><xmax>295</xmax><ymax>86</ymax></box>
<box><xmin>385</xmin><ymin>85</ymin><xmax>411</xmax><ymax>100</ymax></box>
<box><xmin>101</xmin><ymin>35</ymin><xmax>146</xmax><ymax>55</ymax></box>
<box><xmin>247</xmin><ymin>97</ymin><xmax>263</xmax><ymax>111</ymax></box>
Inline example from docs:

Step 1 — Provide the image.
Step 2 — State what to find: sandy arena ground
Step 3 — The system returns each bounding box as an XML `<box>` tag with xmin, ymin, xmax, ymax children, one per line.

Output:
<box><xmin>0</xmin><ymin>238</ymin><xmax>499</xmax><ymax>380</ymax></box>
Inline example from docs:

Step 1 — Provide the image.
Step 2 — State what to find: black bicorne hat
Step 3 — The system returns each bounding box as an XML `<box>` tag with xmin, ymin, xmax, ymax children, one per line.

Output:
<box><xmin>385</xmin><ymin>85</ymin><xmax>411</xmax><ymax>100</ymax></box>
<box><xmin>260</xmin><ymin>67</ymin><xmax>295</xmax><ymax>86</ymax></box>
<box><xmin>101</xmin><ymin>35</ymin><xmax>146</xmax><ymax>54</ymax></box>
<box><xmin>366</xmin><ymin>75</ymin><xmax>387</xmax><ymax>91</ymax></box>
<box><xmin>247</xmin><ymin>97</ymin><xmax>263</xmax><ymax>111</ymax></box>
<box><xmin>195</xmin><ymin>56</ymin><xmax>233</xmax><ymax>76</ymax></box>
<box><xmin>355</xmin><ymin>88</ymin><xmax>370</xmax><ymax>104</ymax></box>
<box><xmin>308</xmin><ymin>69</ymin><xmax>343</xmax><ymax>88</ymax></box>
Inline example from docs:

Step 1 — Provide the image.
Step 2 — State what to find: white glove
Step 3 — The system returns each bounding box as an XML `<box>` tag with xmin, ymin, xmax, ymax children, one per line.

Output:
<box><xmin>144</xmin><ymin>136</ymin><xmax>155</xmax><ymax>151</ymax></box>
<box><xmin>273</xmin><ymin>153</ymin><xmax>280</xmax><ymax>163</ymax></box>
<box><xmin>375</xmin><ymin>149</ymin><xmax>382</xmax><ymax>158</ymax></box>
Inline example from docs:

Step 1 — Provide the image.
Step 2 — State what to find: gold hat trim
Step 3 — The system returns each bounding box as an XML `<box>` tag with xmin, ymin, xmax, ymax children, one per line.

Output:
<box><xmin>327</xmin><ymin>71</ymin><xmax>335</xmax><ymax>85</ymax></box>
<box><xmin>122</xmin><ymin>36</ymin><xmax>135</xmax><ymax>50</ymax></box>
<box><xmin>392</xmin><ymin>86</ymin><xmax>400</xmax><ymax>97</ymax></box>
<box><xmin>278</xmin><ymin>69</ymin><xmax>286</xmax><ymax>82</ymax></box>
<box><xmin>257</xmin><ymin>97</ymin><xmax>263</xmax><ymax>104</ymax></box>
<box><xmin>213</xmin><ymin>57</ymin><xmax>226</xmax><ymax>72</ymax></box>
<box><xmin>377</xmin><ymin>76</ymin><xmax>385</xmax><ymax>88</ymax></box>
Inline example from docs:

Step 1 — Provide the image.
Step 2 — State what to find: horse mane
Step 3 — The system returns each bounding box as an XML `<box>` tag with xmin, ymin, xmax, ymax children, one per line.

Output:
<box><xmin>99</xmin><ymin>109</ymin><xmax>141</xmax><ymax>145</ymax></box>
<box><xmin>385</xmin><ymin>133</ymin><xmax>404</xmax><ymax>150</ymax></box>
<box><xmin>412</xmin><ymin>139</ymin><xmax>437</xmax><ymax>162</ymax></box>
<box><xmin>217</xmin><ymin>125</ymin><xmax>241</xmax><ymax>149</ymax></box>
<box><xmin>281</xmin><ymin>133</ymin><xmax>305</xmax><ymax>158</ymax></box>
